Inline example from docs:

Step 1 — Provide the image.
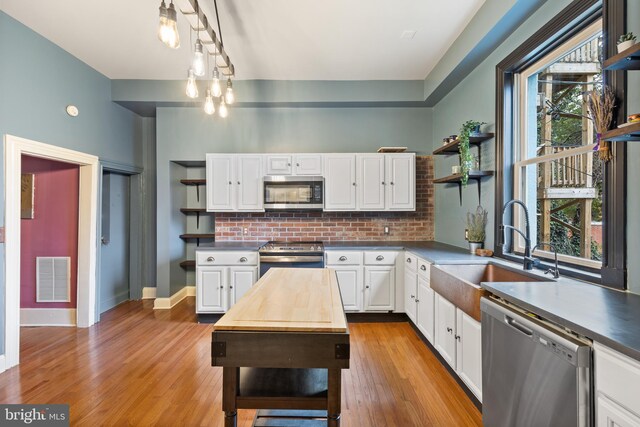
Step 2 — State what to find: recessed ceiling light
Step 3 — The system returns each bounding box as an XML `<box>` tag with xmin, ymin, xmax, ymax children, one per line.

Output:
<box><xmin>401</xmin><ymin>30</ymin><xmax>417</xmax><ymax>40</ymax></box>
<box><xmin>66</xmin><ymin>105</ymin><xmax>79</xmax><ymax>117</ymax></box>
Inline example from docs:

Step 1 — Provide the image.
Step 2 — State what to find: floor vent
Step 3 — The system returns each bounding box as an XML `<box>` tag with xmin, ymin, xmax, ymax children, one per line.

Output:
<box><xmin>36</xmin><ymin>257</ymin><xmax>71</xmax><ymax>302</ymax></box>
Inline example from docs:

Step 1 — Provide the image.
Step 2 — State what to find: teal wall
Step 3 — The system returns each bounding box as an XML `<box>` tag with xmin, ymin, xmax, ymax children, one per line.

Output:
<box><xmin>431</xmin><ymin>0</ymin><xmax>574</xmax><ymax>250</ymax></box>
<box><xmin>154</xmin><ymin>107</ymin><xmax>433</xmax><ymax>297</ymax></box>
<box><xmin>0</xmin><ymin>12</ymin><xmax>144</xmax><ymax>354</ymax></box>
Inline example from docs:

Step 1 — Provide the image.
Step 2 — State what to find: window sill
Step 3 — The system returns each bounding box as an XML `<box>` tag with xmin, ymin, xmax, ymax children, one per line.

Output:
<box><xmin>498</xmin><ymin>253</ymin><xmax>602</xmax><ymax>285</ymax></box>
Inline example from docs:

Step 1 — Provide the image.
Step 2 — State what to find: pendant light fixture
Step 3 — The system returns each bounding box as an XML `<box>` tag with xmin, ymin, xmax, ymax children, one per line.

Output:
<box><xmin>193</xmin><ymin>39</ymin><xmax>205</xmax><ymax>76</ymax></box>
<box><xmin>186</xmin><ymin>69</ymin><xmax>198</xmax><ymax>98</ymax></box>
<box><xmin>158</xmin><ymin>0</ymin><xmax>180</xmax><ymax>49</ymax></box>
<box><xmin>219</xmin><ymin>98</ymin><xmax>228</xmax><ymax>118</ymax></box>
<box><xmin>211</xmin><ymin>65</ymin><xmax>222</xmax><ymax>97</ymax></box>
<box><xmin>225</xmin><ymin>78</ymin><xmax>235</xmax><ymax>105</ymax></box>
<box><xmin>204</xmin><ymin>90</ymin><xmax>215</xmax><ymax>115</ymax></box>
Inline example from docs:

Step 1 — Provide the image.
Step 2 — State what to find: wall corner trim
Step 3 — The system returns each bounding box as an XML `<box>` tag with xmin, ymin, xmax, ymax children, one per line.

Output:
<box><xmin>142</xmin><ymin>287</ymin><xmax>157</xmax><ymax>300</ymax></box>
<box><xmin>153</xmin><ymin>286</ymin><xmax>195</xmax><ymax>309</ymax></box>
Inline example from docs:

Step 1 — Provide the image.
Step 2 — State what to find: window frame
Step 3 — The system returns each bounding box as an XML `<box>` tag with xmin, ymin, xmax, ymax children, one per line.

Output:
<box><xmin>494</xmin><ymin>0</ymin><xmax>627</xmax><ymax>289</ymax></box>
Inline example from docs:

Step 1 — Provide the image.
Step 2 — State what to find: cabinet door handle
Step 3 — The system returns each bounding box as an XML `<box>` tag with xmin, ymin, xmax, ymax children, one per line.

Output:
<box><xmin>382</xmin><ymin>181</ymin><xmax>385</xmax><ymax>185</ymax></box>
<box><xmin>339</xmin><ymin>256</ymin><xmax>347</xmax><ymax>261</ymax></box>
<box><xmin>376</xmin><ymin>255</ymin><xmax>384</xmax><ymax>261</ymax></box>
<box><xmin>446</xmin><ymin>327</ymin><xmax>453</xmax><ymax>333</ymax></box>
<box><xmin>365</xmin><ymin>285</ymin><xmax>370</xmax><ymax>289</ymax></box>
<box><xmin>207</xmin><ymin>256</ymin><xmax>215</xmax><ymax>262</ymax></box>
<box><xmin>287</xmin><ymin>162</ymin><xmax>291</xmax><ymax>166</ymax></box>
<box><xmin>239</xmin><ymin>257</ymin><xmax>248</xmax><ymax>262</ymax></box>
<box><xmin>390</xmin><ymin>182</ymin><xmax>395</xmax><ymax>185</ymax></box>
<box><xmin>410</xmin><ymin>294</ymin><xmax>415</xmax><ymax>299</ymax></box>
<box><xmin>406</xmin><ymin>258</ymin><xmax>411</xmax><ymax>263</ymax></box>
<box><xmin>415</xmin><ymin>299</ymin><xmax>420</xmax><ymax>303</ymax></box>
<box><xmin>420</xmin><ymin>265</ymin><xmax>427</xmax><ymax>271</ymax></box>
<box><xmin>454</xmin><ymin>335</ymin><xmax>460</xmax><ymax>341</ymax></box>
<box><xmin>237</xmin><ymin>181</ymin><xmax>241</xmax><ymax>185</ymax></box>
<box><xmin>352</xmin><ymin>182</ymin><xmax>356</xmax><ymax>186</ymax></box>
<box><xmin>228</xmin><ymin>181</ymin><xmax>232</xmax><ymax>185</ymax></box>
<box><xmin>296</xmin><ymin>163</ymin><xmax>300</xmax><ymax>166</ymax></box>
<box><xmin>219</xmin><ymin>285</ymin><xmax>224</xmax><ymax>289</ymax></box>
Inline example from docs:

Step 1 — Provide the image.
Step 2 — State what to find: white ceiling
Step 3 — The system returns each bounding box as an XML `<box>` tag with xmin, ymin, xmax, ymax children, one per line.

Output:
<box><xmin>0</xmin><ymin>0</ymin><xmax>485</xmax><ymax>80</ymax></box>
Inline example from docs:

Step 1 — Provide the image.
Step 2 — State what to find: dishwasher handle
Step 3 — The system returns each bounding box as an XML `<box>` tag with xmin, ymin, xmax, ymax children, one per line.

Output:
<box><xmin>505</xmin><ymin>315</ymin><xmax>533</xmax><ymax>336</ymax></box>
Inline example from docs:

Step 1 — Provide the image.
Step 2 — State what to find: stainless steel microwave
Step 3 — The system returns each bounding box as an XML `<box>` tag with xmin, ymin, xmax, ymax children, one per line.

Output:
<box><xmin>263</xmin><ymin>176</ymin><xmax>324</xmax><ymax>210</ymax></box>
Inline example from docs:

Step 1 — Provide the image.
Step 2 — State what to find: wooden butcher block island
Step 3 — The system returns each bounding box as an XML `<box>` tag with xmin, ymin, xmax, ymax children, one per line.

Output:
<box><xmin>212</xmin><ymin>268</ymin><xmax>350</xmax><ymax>427</ymax></box>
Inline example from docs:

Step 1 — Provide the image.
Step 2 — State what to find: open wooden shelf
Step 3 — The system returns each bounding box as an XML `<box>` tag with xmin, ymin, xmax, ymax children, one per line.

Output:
<box><xmin>180</xmin><ymin>233</ymin><xmax>216</xmax><ymax>240</ymax></box>
<box><xmin>180</xmin><ymin>208</ymin><xmax>207</xmax><ymax>213</ymax></box>
<box><xmin>434</xmin><ymin>171</ymin><xmax>494</xmax><ymax>183</ymax></box>
<box><xmin>434</xmin><ymin>171</ymin><xmax>494</xmax><ymax>206</ymax></box>
<box><xmin>604</xmin><ymin>43</ymin><xmax>640</xmax><ymax>71</ymax></box>
<box><xmin>432</xmin><ymin>133</ymin><xmax>495</xmax><ymax>156</ymax></box>
<box><xmin>180</xmin><ymin>260</ymin><xmax>195</xmax><ymax>269</ymax></box>
<box><xmin>180</xmin><ymin>179</ymin><xmax>206</xmax><ymax>186</ymax></box>
<box><xmin>602</xmin><ymin>122</ymin><xmax>640</xmax><ymax>142</ymax></box>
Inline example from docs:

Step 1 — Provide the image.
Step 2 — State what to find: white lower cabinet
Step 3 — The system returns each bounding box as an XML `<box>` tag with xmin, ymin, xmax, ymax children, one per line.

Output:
<box><xmin>416</xmin><ymin>276</ymin><xmax>434</xmax><ymax>344</ymax></box>
<box><xmin>196</xmin><ymin>251</ymin><xmax>259</xmax><ymax>313</ymax></box>
<box><xmin>326</xmin><ymin>250</ymin><xmax>398</xmax><ymax>312</ymax></box>
<box><xmin>595</xmin><ymin>342</ymin><xmax>640</xmax><ymax>426</ymax></box>
<box><xmin>331</xmin><ymin>266</ymin><xmax>363</xmax><ymax>311</ymax></box>
<box><xmin>433</xmin><ymin>290</ymin><xmax>482</xmax><ymax>401</ymax></box>
<box><xmin>197</xmin><ymin>267</ymin><xmax>226</xmax><ymax>312</ymax></box>
<box><xmin>455</xmin><ymin>309</ymin><xmax>482</xmax><ymax>400</ymax></box>
<box><xmin>435</xmin><ymin>293</ymin><xmax>457</xmax><ymax>368</ymax></box>
<box><xmin>404</xmin><ymin>267</ymin><xmax>417</xmax><ymax>322</ymax></box>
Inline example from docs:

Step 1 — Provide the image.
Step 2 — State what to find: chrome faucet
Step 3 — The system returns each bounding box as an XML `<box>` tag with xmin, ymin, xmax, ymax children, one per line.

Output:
<box><xmin>500</xmin><ymin>199</ymin><xmax>534</xmax><ymax>270</ymax></box>
<box><xmin>532</xmin><ymin>242</ymin><xmax>560</xmax><ymax>279</ymax></box>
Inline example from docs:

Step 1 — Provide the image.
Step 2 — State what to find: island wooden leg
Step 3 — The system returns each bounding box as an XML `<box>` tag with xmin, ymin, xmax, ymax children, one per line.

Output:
<box><xmin>222</xmin><ymin>367</ymin><xmax>239</xmax><ymax>427</ymax></box>
<box><xmin>327</xmin><ymin>368</ymin><xmax>342</xmax><ymax>427</ymax></box>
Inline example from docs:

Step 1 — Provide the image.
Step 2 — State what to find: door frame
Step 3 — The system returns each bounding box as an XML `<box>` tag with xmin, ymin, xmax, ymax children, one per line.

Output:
<box><xmin>4</xmin><ymin>134</ymin><xmax>99</xmax><ymax>370</ymax></box>
<box><xmin>98</xmin><ymin>161</ymin><xmax>143</xmax><ymax>315</ymax></box>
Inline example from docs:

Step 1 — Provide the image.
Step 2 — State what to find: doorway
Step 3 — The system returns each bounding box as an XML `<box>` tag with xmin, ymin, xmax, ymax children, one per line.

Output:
<box><xmin>4</xmin><ymin>135</ymin><xmax>99</xmax><ymax>370</ymax></box>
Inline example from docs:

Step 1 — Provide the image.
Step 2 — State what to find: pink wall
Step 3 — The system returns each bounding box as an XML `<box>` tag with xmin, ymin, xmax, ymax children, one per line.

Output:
<box><xmin>20</xmin><ymin>155</ymin><xmax>79</xmax><ymax>309</ymax></box>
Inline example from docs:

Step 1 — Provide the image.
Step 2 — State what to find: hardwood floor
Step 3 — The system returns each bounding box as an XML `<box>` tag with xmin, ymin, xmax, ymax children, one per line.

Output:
<box><xmin>1</xmin><ymin>298</ymin><xmax>481</xmax><ymax>426</ymax></box>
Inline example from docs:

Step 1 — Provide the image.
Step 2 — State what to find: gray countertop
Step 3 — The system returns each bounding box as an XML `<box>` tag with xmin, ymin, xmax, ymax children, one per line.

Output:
<box><xmin>195</xmin><ymin>241</ymin><xmax>267</xmax><ymax>251</ymax></box>
<box><xmin>324</xmin><ymin>240</ymin><xmax>488</xmax><ymax>264</ymax></box>
<box><xmin>483</xmin><ymin>280</ymin><xmax>640</xmax><ymax>361</ymax></box>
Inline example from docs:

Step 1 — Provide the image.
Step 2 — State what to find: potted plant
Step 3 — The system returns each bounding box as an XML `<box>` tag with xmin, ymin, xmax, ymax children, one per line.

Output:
<box><xmin>458</xmin><ymin>120</ymin><xmax>485</xmax><ymax>185</ymax></box>
<box><xmin>466</xmin><ymin>205</ymin><xmax>488</xmax><ymax>254</ymax></box>
<box><xmin>617</xmin><ymin>32</ymin><xmax>636</xmax><ymax>53</ymax></box>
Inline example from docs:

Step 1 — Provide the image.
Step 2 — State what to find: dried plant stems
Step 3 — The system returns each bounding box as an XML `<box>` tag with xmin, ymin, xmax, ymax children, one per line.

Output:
<box><xmin>587</xmin><ymin>85</ymin><xmax>616</xmax><ymax>162</ymax></box>
<box><xmin>466</xmin><ymin>206</ymin><xmax>488</xmax><ymax>243</ymax></box>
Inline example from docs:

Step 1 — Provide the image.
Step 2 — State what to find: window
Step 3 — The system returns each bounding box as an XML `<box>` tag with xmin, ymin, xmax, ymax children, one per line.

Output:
<box><xmin>511</xmin><ymin>21</ymin><xmax>603</xmax><ymax>269</ymax></box>
<box><xmin>495</xmin><ymin>0</ymin><xmax>627</xmax><ymax>289</ymax></box>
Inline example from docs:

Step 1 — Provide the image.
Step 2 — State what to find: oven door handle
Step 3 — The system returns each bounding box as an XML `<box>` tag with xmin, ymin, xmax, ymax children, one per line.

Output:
<box><xmin>259</xmin><ymin>255</ymin><xmax>324</xmax><ymax>263</ymax></box>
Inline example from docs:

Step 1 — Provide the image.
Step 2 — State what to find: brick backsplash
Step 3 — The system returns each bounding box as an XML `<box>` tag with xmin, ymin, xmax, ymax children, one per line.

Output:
<box><xmin>215</xmin><ymin>156</ymin><xmax>434</xmax><ymax>241</ymax></box>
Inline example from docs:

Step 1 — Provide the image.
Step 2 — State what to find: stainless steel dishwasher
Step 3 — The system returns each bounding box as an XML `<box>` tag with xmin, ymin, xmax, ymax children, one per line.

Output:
<box><xmin>481</xmin><ymin>298</ymin><xmax>592</xmax><ymax>427</ymax></box>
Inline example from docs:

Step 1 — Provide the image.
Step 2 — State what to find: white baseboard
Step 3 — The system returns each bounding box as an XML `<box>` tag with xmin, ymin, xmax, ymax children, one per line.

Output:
<box><xmin>153</xmin><ymin>286</ymin><xmax>195</xmax><ymax>309</ymax></box>
<box><xmin>0</xmin><ymin>355</ymin><xmax>5</xmax><ymax>374</ymax></box>
<box><xmin>20</xmin><ymin>308</ymin><xmax>77</xmax><ymax>327</ymax></box>
<box><xmin>142</xmin><ymin>287</ymin><xmax>157</xmax><ymax>300</ymax></box>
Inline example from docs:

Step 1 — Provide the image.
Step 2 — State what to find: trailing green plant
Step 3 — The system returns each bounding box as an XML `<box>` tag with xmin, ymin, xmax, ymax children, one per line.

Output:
<box><xmin>458</xmin><ymin>120</ymin><xmax>485</xmax><ymax>185</ymax></box>
<box><xmin>466</xmin><ymin>205</ymin><xmax>488</xmax><ymax>243</ymax></box>
<box><xmin>618</xmin><ymin>32</ymin><xmax>636</xmax><ymax>44</ymax></box>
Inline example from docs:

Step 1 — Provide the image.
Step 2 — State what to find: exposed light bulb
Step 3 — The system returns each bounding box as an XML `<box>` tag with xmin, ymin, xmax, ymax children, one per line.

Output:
<box><xmin>225</xmin><ymin>78</ymin><xmax>235</xmax><ymax>105</ymax></box>
<box><xmin>204</xmin><ymin>90</ymin><xmax>215</xmax><ymax>115</ymax></box>
<box><xmin>157</xmin><ymin>1</ymin><xmax>169</xmax><ymax>43</ymax></box>
<box><xmin>186</xmin><ymin>69</ymin><xmax>198</xmax><ymax>98</ymax></box>
<box><xmin>219</xmin><ymin>98</ymin><xmax>228</xmax><ymax>118</ymax></box>
<box><xmin>193</xmin><ymin>39</ymin><xmax>205</xmax><ymax>76</ymax></box>
<box><xmin>211</xmin><ymin>67</ymin><xmax>222</xmax><ymax>97</ymax></box>
<box><xmin>164</xmin><ymin>1</ymin><xmax>180</xmax><ymax>49</ymax></box>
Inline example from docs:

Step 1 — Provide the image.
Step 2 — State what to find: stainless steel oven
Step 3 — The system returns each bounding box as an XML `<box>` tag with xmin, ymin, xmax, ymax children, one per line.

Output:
<box><xmin>263</xmin><ymin>176</ymin><xmax>324</xmax><ymax>210</ymax></box>
<box><xmin>259</xmin><ymin>241</ymin><xmax>324</xmax><ymax>277</ymax></box>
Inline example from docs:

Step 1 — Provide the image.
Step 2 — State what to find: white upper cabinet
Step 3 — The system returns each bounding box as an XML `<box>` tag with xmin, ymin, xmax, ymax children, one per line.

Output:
<box><xmin>206</xmin><ymin>154</ymin><xmax>236</xmax><ymax>211</ymax></box>
<box><xmin>324</xmin><ymin>154</ymin><xmax>357</xmax><ymax>211</ymax></box>
<box><xmin>358</xmin><ymin>154</ymin><xmax>386</xmax><ymax>210</ymax></box>
<box><xmin>293</xmin><ymin>154</ymin><xmax>323</xmax><ymax>175</ymax></box>
<box><xmin>236</xmin><ymin>155</ymin><xmax>263</xmax><ymax>211</ymax></box>
<box><xmin>265</xmin><ymin>155</ymin><xmax>293</xmax><ymax>175</ymax></box>
<box><xmin>206</xmin><ymin>154</ymin><xmax>263</xmax><ymax>212</ymax></box>
<box><xmin>385</xmin><ymin>153</ymin><xmax>415</xmax><ymax>210</ymax></box>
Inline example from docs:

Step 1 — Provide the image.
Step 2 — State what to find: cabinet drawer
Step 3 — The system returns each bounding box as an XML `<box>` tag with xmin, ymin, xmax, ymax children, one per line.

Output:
<box><xmin>417</xmin><ymin>258</ymin><xmax>431</xmax><ymax>281</ymax></box>
<box><xmin>326</xmin><ymin>251</ymin><xmax>363</xmax><ymax>265</ymax></box>
<box><xmin>364</xmin><ymin>251</ymin><xmax>398</xmax><ymax>265</ymax></box>
<box><xmin>404</xmin><ymin>253</ymin><xmax>418</xmax><ymax>272</ymax></box>
<box><xmin>595</xmin><ymin>342</ymin><xmax>640</xmax><ymax>417</ymax></box>
<box><xmin>196</xmin><ymin>251</ymin><xmax>258</xmax><ymax>266</ymax></box>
